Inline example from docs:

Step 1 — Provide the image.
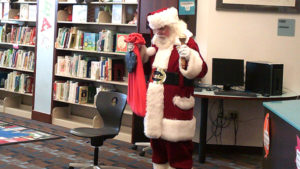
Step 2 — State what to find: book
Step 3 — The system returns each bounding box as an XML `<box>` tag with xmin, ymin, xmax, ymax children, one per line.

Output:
<box><xmin>112</xmin><ymin>59</ymin><xmax>124</xmax><ymax>81</ymax></box>
<box><xmin>78</xmin><ymin>86</ymin><xmax>88</xmax><ymax>104</ymax></box>
<box><xmin>91</xmin><ymin>61</ymin><xmax>101</xmax><ymax>80</ymax></box>
<box><xmin>28</xmin><ymin>5</ymin><xmax>37</xmax><ymax>21</ymax></box>
<box><xmin>72</xmin><ymin>5</ymin><xmax>88</xmax><ymax>23</ymax></box>
<box><xmin>3</xmin><ymin>3</ymin><xmax>9</xmax><ymax>20</ymax></box>
<box><xmin>115</xmin><ymin>33</ymin><xmax>129</xmax><ymax>53</ymax></box>
<box><xmin>0</xmin><ymin>3</ymin><xmax>3</xmax><ymax>19</ymax></box>
<box><xmin>111</xmin><ymin>4</ymin><xmax>122</xmax><ymax>24</ymax></box>
<box><xmin>20</xmin><ymin>4</ymin><xmax>29</xmax><ymax>20</ymax></box>
<box><xmin>83</xmin><ymin>32</ymin><xmax>97</xmax><ymax>51</ymax></box>
<box><xmin>103</xmin><ymin>30</ymin><xmax>115</xmax><ymax>52</ymax></box>
<box><xmin>87</xmin><ymin>86</ymin><xmax>96</xmax><ymax>104</ymax></box>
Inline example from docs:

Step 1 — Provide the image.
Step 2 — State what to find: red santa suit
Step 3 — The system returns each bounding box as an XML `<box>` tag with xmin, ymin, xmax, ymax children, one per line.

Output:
<box><xmin>143</xmin><ymin>7</ymin><xmax>207</xmax><ymax>169</ymax></box>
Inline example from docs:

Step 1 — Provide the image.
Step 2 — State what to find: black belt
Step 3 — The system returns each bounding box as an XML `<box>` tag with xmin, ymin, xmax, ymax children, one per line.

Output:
<box><xmin>152</xmin><ymin>69</ymin><xmax>194</xmax><ymax>87</ymax></box>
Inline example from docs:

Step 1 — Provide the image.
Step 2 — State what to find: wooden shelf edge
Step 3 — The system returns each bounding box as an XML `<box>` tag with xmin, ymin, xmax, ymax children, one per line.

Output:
<box><xmin>0</xmin><ymin>42</ymin><xmax>35</xmax><ymax>48</ymax></box>
<box><xmin>57</xmin><ymin>21</ymin><xmax>137</xmax><ymax>27</ymax></box>
<box><xmin>0</xmin><ymin>88</ymin><xmax>33</xmax><ymax>96</ymax></box>
<box><xmin>55</xmin><ymin>74</ymin><xmax>128</xmax><ymax>86</ymax></box>
<box><xmin>55</xmin><ymin>47</ymin><xmax>126</xmax><ymax>56</ymax></box>
<box><xmin>0</xmin><ymin>66</ymin><xmax>34</xmax><ymax>73</ymax></box>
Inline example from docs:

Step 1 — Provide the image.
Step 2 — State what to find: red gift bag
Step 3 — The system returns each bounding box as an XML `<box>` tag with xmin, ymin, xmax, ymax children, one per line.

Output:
<box><xmin>125</xmin><ymin>33</ymin><xmax>146</xmax><ymax>117</ymax></box>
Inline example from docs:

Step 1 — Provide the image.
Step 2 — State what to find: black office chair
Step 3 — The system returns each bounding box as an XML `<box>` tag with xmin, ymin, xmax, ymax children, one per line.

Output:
<box><xmin>69</xmin><ymin>91</ymin><xmax>127</xmax><ymax>169</ymax></box>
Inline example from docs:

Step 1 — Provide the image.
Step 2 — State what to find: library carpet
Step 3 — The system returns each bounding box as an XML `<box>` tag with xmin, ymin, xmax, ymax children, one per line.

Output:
<box><xmin>0</xmin><ymin>121</ymin><xmax>62</xmax><ymax>145</ymax></box>
<box><xmin>0</xmin><ymin>112</ymin><xmax>262</xmax><ymax>169</ymax></box>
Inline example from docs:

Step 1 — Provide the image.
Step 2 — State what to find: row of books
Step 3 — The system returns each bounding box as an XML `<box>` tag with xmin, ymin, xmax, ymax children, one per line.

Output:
<box><xmin>56</xmin><ymin>27</ymin><xmax>114</xmax><ymax>52</ymax></box>
<box><xmin>56</xmin><ymin>55</ymin><xmax>124</xmax><ymax>81</ymax></box>
<box><xmin>2</xmin><ymin>71</ymin><xmax>34</xmax><ymax>93</ymax></box>
<box><xmin>0</xmin><ymin>25</ymin><xmax>36</xmax><ymax>45</ymax></box>
<box><xmin>0</xmin><ymin>49</ymin><xmax>34</xmax><ymax>71</ymax></box>
<box><xmin>0</xmin><ymin>3</ymin><xmax>36</xmax><ymax>21</ymax></box>
<box><xmin>53</xmin><ymin>80</ymin><xmax>116</xmax><ymax>105</ymax></box>
<box><xmin>53</xmin><ymin>80</ymin><xmax>96</xmax><ymax>104</ymax></box>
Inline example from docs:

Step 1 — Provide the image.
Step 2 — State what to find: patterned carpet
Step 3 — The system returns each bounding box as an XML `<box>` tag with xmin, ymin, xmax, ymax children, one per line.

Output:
<box><xmin>0</xmin><ymin>112</ymin><xmax>262</xmax><ymax>169</ymax></box>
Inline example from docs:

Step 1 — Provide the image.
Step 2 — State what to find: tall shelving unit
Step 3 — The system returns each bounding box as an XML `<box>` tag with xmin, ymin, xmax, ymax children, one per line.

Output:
<box><xmin>52</xmin><ymin>0</ymin><xmax>138</xmax><ymax>143</ymax></box>
<box><xmin>0</xmin><ymin>0</ymin><xmax>37</xmax><ymax>118</ymax></box>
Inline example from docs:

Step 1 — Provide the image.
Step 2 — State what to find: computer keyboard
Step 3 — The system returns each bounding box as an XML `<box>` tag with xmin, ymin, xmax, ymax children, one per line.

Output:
<box><xmin>214</xmin><ymin>90</ymin><xmax>257</xmax><ymax>97</ymax></box>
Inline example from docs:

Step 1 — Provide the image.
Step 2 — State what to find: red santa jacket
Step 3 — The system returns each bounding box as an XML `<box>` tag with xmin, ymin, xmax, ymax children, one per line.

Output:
<box><xmin>144</xmin><ymin>36</ymin><xmax>207</xmax><ymax>142</ymax></box>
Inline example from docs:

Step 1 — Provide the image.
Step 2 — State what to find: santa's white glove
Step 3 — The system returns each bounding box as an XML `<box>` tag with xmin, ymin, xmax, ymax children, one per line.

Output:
<box><xmin>178</xmin><ymin>45</ymin><xmax>191</xmax><ymax>61</ymax></box>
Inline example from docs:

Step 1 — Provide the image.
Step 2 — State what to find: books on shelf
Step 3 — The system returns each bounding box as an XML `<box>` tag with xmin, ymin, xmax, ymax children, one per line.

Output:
<box><xmin>54</xmin><ymin>80</ymin><xmax>115</xmax><ymax>106</ymax></box>
<box><xmin>56</xmin><ymin>54</ymin><xmax>124</xmax><ymax>82</ymax></box>
<box><xmin>4</xmin><ymin>71</ymin><xmax>34</xmax><ymax>93</ymax></box>
<box><xmin>72</xmin><ymin>5</ymin><xmax>88</xmax><ymax>23</ymax></box>
<box><xmin>56</xmin><ymin>27</ymin><xmax>116</xmax><ymax>52</ymax></box>
<box><xmin>115</xmin><ymin>33</ymin><xmax>129</xmax><ymax>53</ymax></box>
<box><xmin>0</xmin><ymin>25</ymin><xmax>36</xmax><ymax>45</ymax></box>
<box><xmin>0</xmin><ymin>49</ymin><xmax>35</xmax><ymax>71</ymax></box>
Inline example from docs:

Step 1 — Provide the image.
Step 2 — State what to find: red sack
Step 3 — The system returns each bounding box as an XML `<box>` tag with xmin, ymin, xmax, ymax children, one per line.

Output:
<box><xmin>125</xmin><ymin>33</ymin><xmax>146</xmax><ymax>117</ymax></box>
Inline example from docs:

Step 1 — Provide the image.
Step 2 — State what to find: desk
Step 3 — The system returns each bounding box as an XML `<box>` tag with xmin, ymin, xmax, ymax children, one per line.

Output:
<box><xmin>194</xmin><ymin>89</ymin><xmax>299</xmax><ymax>163</ymax></box>
<box><xmin>263</xmin><ymin>100</ymin><xmax>300</xmax><ymax>169</ymax></box>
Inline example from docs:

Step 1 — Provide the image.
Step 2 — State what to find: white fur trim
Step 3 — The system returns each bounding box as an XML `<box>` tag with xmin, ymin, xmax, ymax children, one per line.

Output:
<box><xmin>172</xmin><ymin>96</ymin><xmax>195</xmax><ymax>110</ymax></box>
<box><xmin>161</xmin><ymin>117</ymin><xmax>196</xmax><ymax>142</ymax></box>
<box><xmin>152</xmin><ymin>46</ymin><xmax>173</xmax><ymax>69</ymax></box>
<box><xmin>179</xmin><ymin>49</ymin><xmax>203</xmax><ymax>79</ymax></box>
<box><xmin>148</xmin><ymin>7</ymin><xmax>179</xmax><ymax>29</ymax></box>
<box><xmin>144</xmin><ymin>83</ymin><xmax>164</xmax><ymax>139</ymax></box>
<box><xmin>153</xmin><ymin>163</ymin><xmax>168</xmax><ymax>169</ymax></box>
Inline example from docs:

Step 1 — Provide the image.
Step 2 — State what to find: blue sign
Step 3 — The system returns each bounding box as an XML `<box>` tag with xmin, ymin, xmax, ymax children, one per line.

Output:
<box><xmin>179</xmin><ymin>0</ymin><xmax>195</xmax><ymax>15</ymax></box>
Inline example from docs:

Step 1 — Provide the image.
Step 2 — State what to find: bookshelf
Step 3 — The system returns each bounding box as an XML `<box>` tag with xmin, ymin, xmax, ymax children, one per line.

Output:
<box><xmin>0</xmin><ymin>1</ymin><xmax>36</xmax><ymax>119</ymax></box>
<box><xmin>52</xmin><ymin>0</ymin><xmax>137</xmax><ymax>143</ymax></box>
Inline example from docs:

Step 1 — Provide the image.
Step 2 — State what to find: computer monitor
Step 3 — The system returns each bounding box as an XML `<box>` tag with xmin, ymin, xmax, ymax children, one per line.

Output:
<box><xmin>212</xmin><ymin>58</ymin><xmax>244</xmax><ymax>90</ymax></box>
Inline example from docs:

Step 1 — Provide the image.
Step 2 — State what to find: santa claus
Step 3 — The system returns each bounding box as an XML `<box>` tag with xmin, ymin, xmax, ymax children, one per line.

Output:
<box><xmin>139</xmin><ymin>7</ymin><xmax>207</xmax><ymax>169</ymax></box>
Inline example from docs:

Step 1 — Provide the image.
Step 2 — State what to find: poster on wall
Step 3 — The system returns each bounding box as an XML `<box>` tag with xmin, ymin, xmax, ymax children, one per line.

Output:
<box><xmin>264</xmin><ymin>113</ymin><xmax>270</xmax><ymax>158</ymax></box>
<box><xmin>296</xmin><ymin>135</ymin><xmax>300</xmax><ymax>169</ymax></box>
<box><xmin>216</xmin><ymin>0</ymin><xmax>300</xmax><ymax>13</ymax></box>
<box><xmin>223</xmin><ymin>0</ymin><xmax>296</xmax><ymax>7</ymax></box>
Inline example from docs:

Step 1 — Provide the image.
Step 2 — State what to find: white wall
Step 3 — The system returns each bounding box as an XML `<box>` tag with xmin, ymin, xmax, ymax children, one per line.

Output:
<box><xmin>194</xmin><ymin>0</ymin><xmax>300</xmax><ymax>146</ymax></box>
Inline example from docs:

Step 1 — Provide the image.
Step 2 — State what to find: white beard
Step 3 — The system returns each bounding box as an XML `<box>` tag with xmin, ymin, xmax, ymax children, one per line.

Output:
<box><xmin>152</xmin><ymin>33</ymin><xmax>177</xmax><ymax>49</ymax></box>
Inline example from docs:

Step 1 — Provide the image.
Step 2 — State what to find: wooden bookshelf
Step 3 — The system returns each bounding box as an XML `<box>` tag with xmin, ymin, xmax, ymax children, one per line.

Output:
<box><xmin>0</xmin><ymin>88</ymin><xmax>33</xmax><ymax>96</ymax></box>
<box><xmin>55</xmin><ymin>47</ymin><xmax>126</xmax><ymax>56</ymax></box>
<box><xmin>52</xmin><ymin>1</ymin><xmax>137</xmax><ymax>143</ymax></box>
<box><xmin>0</xmin><ymin>1</ymin><xmax>37</xmax><ymax>119</ymax></box>
<box><xmin>55</xmin><ymin>74</ymin><xmax>128</xmax><ymax>86</ymax></box>
<box><xmin>0</xmin><ymin>66</ymin><xmax>34</xmax><ymax>73</ymax></box>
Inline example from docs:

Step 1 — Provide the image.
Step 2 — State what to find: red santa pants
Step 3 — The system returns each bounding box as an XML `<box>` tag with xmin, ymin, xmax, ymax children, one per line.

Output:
<box><xmin>151</xmin><ymin>138</ymin><xmax>193</xmax><ymax>169</ymax></box>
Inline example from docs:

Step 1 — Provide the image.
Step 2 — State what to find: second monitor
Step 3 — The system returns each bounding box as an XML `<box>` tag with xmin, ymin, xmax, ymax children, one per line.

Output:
<box><xmin>212</xmin><ymin>58</ymin><xmax>244</xmax><ymax>90</ymax></box>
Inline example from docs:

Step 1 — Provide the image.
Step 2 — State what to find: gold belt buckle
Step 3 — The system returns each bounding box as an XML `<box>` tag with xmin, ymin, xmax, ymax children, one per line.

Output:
<box><xmin>152</xmin><ymin>68</ymin><xmax>166</xmax><ymax>84</ymax></box>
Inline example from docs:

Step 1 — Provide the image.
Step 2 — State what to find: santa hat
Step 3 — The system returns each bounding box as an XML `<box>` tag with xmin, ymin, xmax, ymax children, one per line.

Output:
<box><xmin>147</xmin><ymin>7</ymin><xmax>179</xmax><ymax>30</ymax></box>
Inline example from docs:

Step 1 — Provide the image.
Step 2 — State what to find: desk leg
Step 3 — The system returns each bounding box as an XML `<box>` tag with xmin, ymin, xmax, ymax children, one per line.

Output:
<box><xmin>199</xmin><ymin>98</ymin><xmax>208</xmax><ymax>163</ymax></box>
